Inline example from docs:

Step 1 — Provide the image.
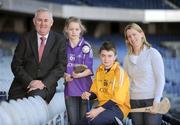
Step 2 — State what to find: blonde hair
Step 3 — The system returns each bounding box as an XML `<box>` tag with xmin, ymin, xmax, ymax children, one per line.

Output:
<box><xmin>63</xmin><ymin>16</ymin><xmax>86</xmax><ymax>38</ymax></box>
<box><xmin>124</xmin><ymin>23</ymin><xmax>151</xmax><ymax>55</ymax></box>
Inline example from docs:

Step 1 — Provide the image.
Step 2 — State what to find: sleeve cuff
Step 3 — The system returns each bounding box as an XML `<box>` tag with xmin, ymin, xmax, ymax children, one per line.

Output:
<box><xmin>89</xmin><ymin>92</ymin><xmax>97</xmax><ymax>100</ymax></box>
<box><xmin>154</xmin><ymin>96</ymin><xmax>161</xmax><ymax>103</ymax></box>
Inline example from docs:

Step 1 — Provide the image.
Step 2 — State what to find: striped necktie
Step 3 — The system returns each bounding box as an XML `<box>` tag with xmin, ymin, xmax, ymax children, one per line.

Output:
<box><xmin>38</xmin><ymin>37</ymin><xmax>46</xmax><ymax>62</ymax></box>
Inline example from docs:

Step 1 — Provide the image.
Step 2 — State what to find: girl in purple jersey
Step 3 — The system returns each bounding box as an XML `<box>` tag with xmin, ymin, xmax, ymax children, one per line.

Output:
<box><xmin>63</xmin><ymin>16</ymin><xmax>93</xmax><ymax>125</ymax></box>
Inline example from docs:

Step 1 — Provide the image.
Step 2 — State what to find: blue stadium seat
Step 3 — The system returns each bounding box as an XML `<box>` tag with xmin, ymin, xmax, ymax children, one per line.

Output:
<box><xmin>38</xmin><ymin>0</ymin><xmax>172</xmax><ymax>9</ymax></box>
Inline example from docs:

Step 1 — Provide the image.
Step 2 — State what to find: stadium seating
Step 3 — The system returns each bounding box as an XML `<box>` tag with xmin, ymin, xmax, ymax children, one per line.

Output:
<box><xmin>42</xmin><ymin>0</ymin><xmax>84</xmax><ymax>6</ymax></box>
<box><xmin>39</xmin><ymin>0</ymin><xmax>172</xmax><ymax>9</ymax></box>
<box><xmin>0</xmin><ymin>32</ymin><xmax>19</xmax><ymax>43</ymax></box>
<box><xmin>169</xmin><ymin>0</ymin><xmax>180</xmax><ymax>7</ymax></box>
<box><xmin>0</xmin><ymin>93</ymin><xmax>66</xmax><ymax>125</ymax></box>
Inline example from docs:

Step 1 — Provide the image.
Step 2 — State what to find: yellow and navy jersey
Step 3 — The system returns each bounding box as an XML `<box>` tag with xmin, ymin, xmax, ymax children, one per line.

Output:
<box><xmin>90</xmin><ymin>62</ymin><xmax>130</xmax><ymax>117</ymax></box>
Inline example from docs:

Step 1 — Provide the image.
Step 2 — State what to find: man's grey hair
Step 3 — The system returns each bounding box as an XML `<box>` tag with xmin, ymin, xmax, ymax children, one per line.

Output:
<box><xmin>34</xmin><ymin>8</ymin><xmax>53</xmax><ymax>21</ymax></box>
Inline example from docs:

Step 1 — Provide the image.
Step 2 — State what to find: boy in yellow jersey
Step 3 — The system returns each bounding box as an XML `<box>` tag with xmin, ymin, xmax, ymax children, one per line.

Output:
<box><xmin>81</xmin><ymin>41</ymin><xmax>130</xmax><ymax>125</ymax></box>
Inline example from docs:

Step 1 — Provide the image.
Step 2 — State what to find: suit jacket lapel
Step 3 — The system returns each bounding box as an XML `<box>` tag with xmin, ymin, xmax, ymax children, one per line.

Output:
<box><xmin>41</xmin><ymin>31</ymin><xmax>55</xmax><ymax>62</ymax></box>
<box><xmin>30</xmin><ymin>31</ymin><xmax>39</xmax><ymax>63</ymax></box>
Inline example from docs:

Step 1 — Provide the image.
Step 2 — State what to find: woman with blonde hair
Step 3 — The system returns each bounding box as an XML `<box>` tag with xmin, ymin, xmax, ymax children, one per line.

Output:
<box><xmin>123</xmin><ymin>23</ymin><xmax>165</xmax><ymax>125</ymax></box>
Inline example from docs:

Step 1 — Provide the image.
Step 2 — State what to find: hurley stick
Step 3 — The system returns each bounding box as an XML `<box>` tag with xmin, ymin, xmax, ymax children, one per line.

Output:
<box><xmin>131</xmin><ymin>97</ymin><xmax>170</xmax><ymax>114</ymax></box>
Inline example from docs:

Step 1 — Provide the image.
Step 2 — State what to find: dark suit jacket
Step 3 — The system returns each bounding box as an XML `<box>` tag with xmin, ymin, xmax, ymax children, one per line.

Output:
<box><xmin>8</xmin><ymin>30</ymin><xmax>66</xmax><ymax>103</ymax></box>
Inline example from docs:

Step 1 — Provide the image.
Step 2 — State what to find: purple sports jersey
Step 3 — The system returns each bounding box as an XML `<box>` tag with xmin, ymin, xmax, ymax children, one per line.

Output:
<box><xmin>64</xmin><ymin>37</ymin><xmax>93</xmax><ymax>96</ymax></box>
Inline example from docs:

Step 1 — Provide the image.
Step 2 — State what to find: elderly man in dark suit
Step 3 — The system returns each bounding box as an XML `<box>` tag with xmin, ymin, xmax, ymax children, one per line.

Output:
<box><xmin>8</xmin><ymin>8</ymin><xmax>66</xmax><ymax>103</ymax></box>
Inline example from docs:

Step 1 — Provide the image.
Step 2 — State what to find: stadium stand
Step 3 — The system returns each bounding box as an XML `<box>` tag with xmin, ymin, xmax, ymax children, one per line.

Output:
<box><xmin>0</xmin><ymin>32</ymin><xmax>20</xmax><ymax>43</ymax></box>
<box><xmin>43</xmin><ymin>0</ymin><xmax>84</xmax><ymax>6</ymax></box>
<box><xmin>0</xmin><ymin>93</ymin><xmax>66</xmax><ymax>125</ymax></box>
<box><xmin>40</xmin><ymin>0</ymin><xmax>172</xmax><ymax>9</ymax></box>
<box><xmin>169</xmin><ymin>0</ymin><xmax>180</xmax><ymax>7</ymax></box>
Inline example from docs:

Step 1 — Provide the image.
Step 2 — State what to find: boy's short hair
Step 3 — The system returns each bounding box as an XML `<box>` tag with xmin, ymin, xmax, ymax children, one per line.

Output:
<box><xmin>99</xmin><ymin>41</ymin><xmax>117</xmax><ymax>55</ymax></box>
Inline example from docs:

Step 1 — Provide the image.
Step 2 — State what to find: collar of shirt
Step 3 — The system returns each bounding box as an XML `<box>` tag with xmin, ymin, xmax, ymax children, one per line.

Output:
<box><xmin>129</xmin><ymin>45</ymin><xmax>149</xmax><ymax>64</ymax></box>
<box><xmin>99</xmin><ymin>62</ymin><xmax>119</xmax><ymax>72</ymax></box>
<box><xmin>37</xmin><ymin>33</ymin><xmax>49</xmax><ymax>48</ymax></box>
<box><xmin>68</xmin><ymin>37</ymin><xmax>84</xmax><ymax>48</ymax></box>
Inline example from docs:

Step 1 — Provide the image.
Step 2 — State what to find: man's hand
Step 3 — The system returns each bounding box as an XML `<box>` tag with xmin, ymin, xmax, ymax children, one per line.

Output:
<box><xmin>27</xmin><ymin>80</ymin><xmax>46</xmax><ymax>92</ymax></box>
<box><xmin>81</xmin><ymin>91</ymin><xmax>91</xmax><ymax>100</ymax></box>
<box><xmin>28</xmin><ymin>87</ymin><xmax>38</xmax><ymax>92</ymax></box>
<box><xmin>86</xmin><ymin>107</ymin><xmax>105</xmax><ymax>120</ymax></box>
